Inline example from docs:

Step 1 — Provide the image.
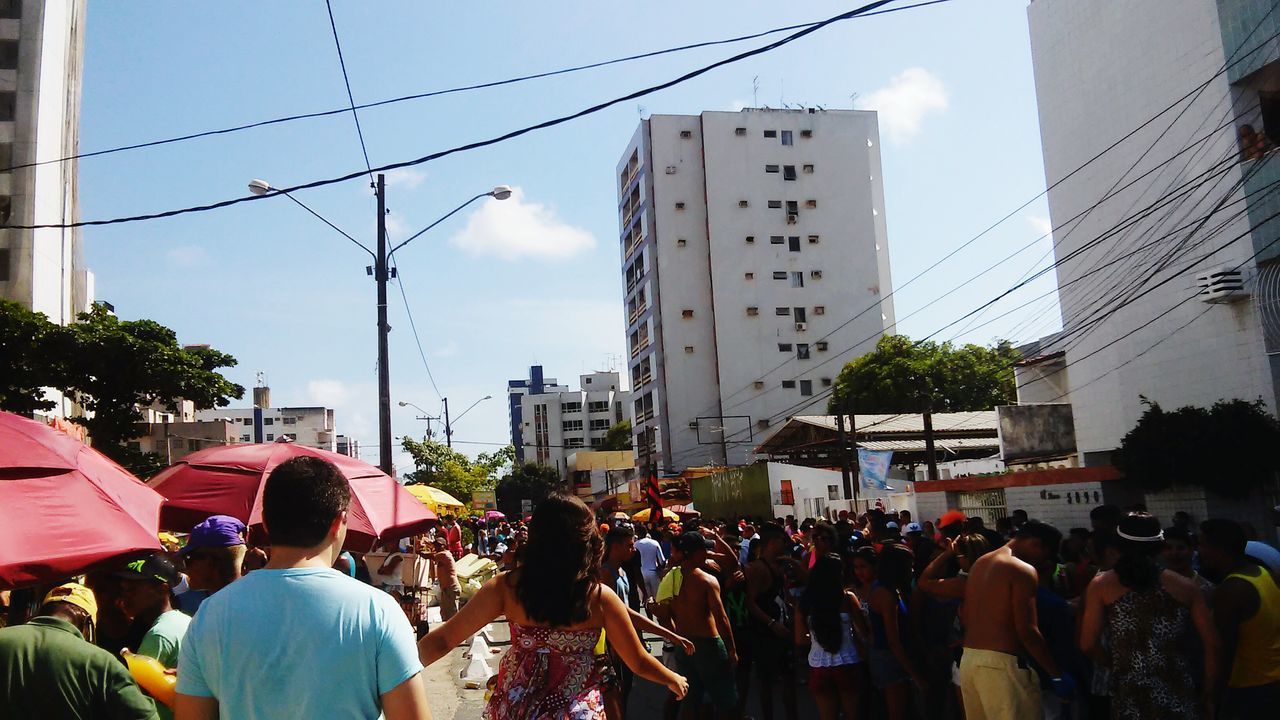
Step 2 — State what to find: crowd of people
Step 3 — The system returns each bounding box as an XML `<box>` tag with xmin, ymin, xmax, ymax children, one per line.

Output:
<box><xmin>1</xmin><ymin>453</ymin><xmax>1278</xmax><ymax>720</ymax></box>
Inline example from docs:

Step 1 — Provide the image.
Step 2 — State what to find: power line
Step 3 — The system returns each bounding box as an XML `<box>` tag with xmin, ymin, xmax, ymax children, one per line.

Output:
<box><xmin>323</xmin><ymin>0</ymin><xmax>375</xmax><ymax>179</ymax></box>
<box><xmin>0</xmin><ymin>0</ymin><xmax>921</xmax><ymax>231</ymax></box>
<box><xmin>388</xmin><ymin>255</ymin><xmax>444</xmax><ymax>400</ymax></box>
<box><xmin>0</xmin><ymin>0</ymin><xmax>951</xmax><ymax>177</ymax></box>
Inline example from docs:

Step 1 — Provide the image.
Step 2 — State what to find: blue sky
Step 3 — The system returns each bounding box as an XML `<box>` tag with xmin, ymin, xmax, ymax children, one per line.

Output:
<box><xmin>78</xmin><ymin>0</ymin><xmax>1059</xmax><ymax>470</ymax></box>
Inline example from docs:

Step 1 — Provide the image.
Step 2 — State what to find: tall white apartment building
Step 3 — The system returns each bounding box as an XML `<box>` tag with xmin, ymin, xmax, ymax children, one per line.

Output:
<box><xmin>518</xmin><ymin>371</ymin><xmax>631</xmax><ymax>477</ymax></box>
<box><xmin>617</xmin><ymin>109</ymin><xmax>895</xmax><ymax>472</ymax></box>
<box><xmin>0</xmin><ymin>0</ymin><xmax>92</xmax><ymax>323</ymax></box>
<box><xmin>1027</xmin><ymin>0</ymin><xmax>1279</xmax><ymax>463</ymax></box>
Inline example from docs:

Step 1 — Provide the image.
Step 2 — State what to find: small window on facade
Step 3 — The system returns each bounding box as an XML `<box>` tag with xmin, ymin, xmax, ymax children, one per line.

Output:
<box><xmin>814</xmin><ymin>306</ymin><xmax>825</xmax><ymax>315</ymax></box>
<box><xmin>799</xmin><ymin>379</ymin><xmax>812</xmax><ymax>395</ymax></box>
<box><xmin>811</xmin><ymin>270</ymin><xmax>822</xmax><ymax>279</ymax></box>
<box><xmin>775</xmin><ymin>307</ymin><xmax>791</xmax><ymax>316</ymax></box>
<box><xmin>264</xmin><ymin>418</ymin><xmax>274</xmax><ymax>426</ymax></box>
<box><xmin>770</xmin><ymin>236</ymin><xmax>784</xmax><ymax>244</ymax></box>
<box><xmin>778</xmin><ymin>343</ymin><xmax>793</xmax><ymax>352</ymax></box>
<box><xmin>781</xmin><ymin>380</ymin><xmax>797</xmax><ymax>389</ymax></box>
<box><xmin>757</xmin><ymin>418</ymin><xmax>771</xmax><ymax>428</ymax></box>
<box><xmin>786</xmin><ymin>200</ymin><xmax>798</xmax><ymax>214</ymax></box>
<box><xmin>684</xmin><ymin>346</ymin><xmax>695</xmax><ymax>353</ymax></box>
<box><xmin>765</xmin><ymin>164</ymin><xmax>780</xmax><ymax>173</ymax></box>
<box><xmin>817</xmin><ymin>341</ymin><xmax>829</xmax><ymax>351</ymax></box>
<box><xmin>745</xmin><ymin>272</ymin><xmax>755</xmax><ymax>280</ymax></box>
<box><xmin>806</xmin><ymin>199</ymin><xmax>817</xmax><ymax>209</ymax></box>
<box><xmin>241</xmin><ymin>434</ymin><xmax>251</xmax><ymax>442</ymax></box>
<box><xmin>747</xmin><ymin>306</ymin><xmax>759</xmax><ymax>316</ymax></box>
<box><xmin>266</xmin><ymin>434</ymin><xmax>275</xmax><ymax>441</ymax></box>
<box><xmin>768</xmin><ymin>200</ymin><xmax>782</xmax><ymax>209</ymax></box>
<box><xmin>800</xmin><ymin>129</ymin><xmax>812</xmax><ymax>138</ymax></box>
<box><xmin>788</xmin><ymin>237</ymin><xmax>801</xmax><ymax>252</ymax></box>
<box><xmin>675</xmin><ymin>202</ymin><xmax>685</xmax><ymax>210</ymax></box>
<box><xmin>821</xmin><ymin>377</ymin><xmax>833</xmax><ymax>387</ymax></box>
<box><xmin>783</xmin><ymin>165</ymin><xmax>797</xmax><ymax>181</ymax></box>
<box><xmin>794</xmin><ymin>307</ymin><xmax>807</xmax><ymax>323</ymax></box>
<box><xmin>797</xmin><ymin>344</ymin><xmax>810</xmax><ymax>360</ymax></box>
<box><xmin>680</xmin><ymin>130</ymin><xmax>692</xmax><ymax>139</ymax></box>
<box><xmin>764</xmin><ymin>130</ymin><xmax>778</xmax><ymax>138</ymax></box>
<box><xmin>0</xmin><ymin>248</ymin><xmax>8</xmax><ymax>282</ymax></box>
<box><xmin>808</xmin><ymin>235</ymin><xmax>820</xmax><ymax>244</ymax></box>
<box><xmin>803</xmin><ymin>164</ymin><xmax>814</xmax><ymax>173</ymax></box>
<box><xmin>0</xmin><ymin>41</ymin><xmax>17</xmax><ymax>71</ymax></box>
<box><xmin>753</xmin><ymin>381</ymin><xmax>765</xmax><ymax>390</ymax></box>
<box><xmin>682</xmin><ymin>309</ymin><xmax>694</xmax><ymax>319</ymax></box>
<box><xmin>0</xmin><ymin>92</ymin><xmax>15</xmax><ymax>122</ymax></box>
<box><xmin>735</xmin><ymin>127</ymin><xmax>747</xmax><ymax>136</ymax></box>
<box><xmin>677</xmin><ymin>238</ymin><xmax>687</xmax><ymax>247</ymax></box>
<box><xmin>745</xmin><ymin>235</ymin><xmax>755</xmax><ymax>243</ymax></box>
<box><xmin>790</xmin><ymin>271</ymin><xmax>804</xmax><ymax>288</ymax></box>
<box><xmin>739</xmin><ymin>200</ymin><xmax>750</xmax><ymax>208</ymax></box>
<box><xmin>772</xmin><ymin>271</ymin><xmax>787</xmax><ymax>280</ymax></box>
<box><xmin>781</xmin><ymin>130</ymin><xmax>794</xmax><ymax>145</ymax></box>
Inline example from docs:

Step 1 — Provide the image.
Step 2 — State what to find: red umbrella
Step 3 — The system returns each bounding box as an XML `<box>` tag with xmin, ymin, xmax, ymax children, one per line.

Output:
<box><xmin>0</xmin><ymin>411</ymin><xmax>164</xmax><ymax>589</ymax></box>
<box><xmin>148</xmin><ymin>441</ymin><xmax>436</xmax><ymax>551</ymax></box>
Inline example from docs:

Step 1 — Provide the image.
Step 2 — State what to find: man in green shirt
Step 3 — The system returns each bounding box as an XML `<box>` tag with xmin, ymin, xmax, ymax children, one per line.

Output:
<box><xmin>118</xmin><ymin>555</ymin><xmax>190</xmax><ymax>720</ymax></box>
<box><xmin>0</xmin><ymin>582</ymin><xmax>158</xmax><ymax>719</ymax></box>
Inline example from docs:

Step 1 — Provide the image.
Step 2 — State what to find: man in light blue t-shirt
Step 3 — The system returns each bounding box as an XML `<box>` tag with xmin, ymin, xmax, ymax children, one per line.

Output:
<box><xmin>174</xmin><ymin>457</ymin><xmax>432</xmax><ymax>720</ymax></box>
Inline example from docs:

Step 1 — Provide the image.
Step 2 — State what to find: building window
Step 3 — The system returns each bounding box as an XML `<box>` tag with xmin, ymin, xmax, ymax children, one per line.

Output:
<box><xmin>817</xmin><ymin>341</ymin><xmax>829</xmax><ymax>351</ymax></box>
<box><xmin>588</xmin><ymin>401</ymin><xmax>610</xmax><ymax>413</ymax></box>
<box><xmin>786</xmin><ymin>200</ymin><xmax>799</xmax><ymax>215</ymax></box>
<box><xmin>684</xmin><ymin>346</ymin><xmax>694</xmax><ymax>353</ymax></box>
<box><xmin>821</xmin><ymin>377</ymin><xmax>833</xmax><ymax>387</ymax></box>
<box><xmin>0</xmin><ymin>92</ymin><xmax>15</xmax><ymax>122</ymax></box>
<box><xmin>738</xmin><ymin>200</ymin><xmax>750</xmax><ymax>208</ymax></box>
<box><xmin>788</xmin><ymin>236</ymin><xmax>801</xmax><ymax>252</ymax></box>
<box><xmin>682</xmin><ymin>309</ymin><xmax>694</xmax><ymax>319</ymax></box>
<box><xmin>799</xmin><ymin>379</ymin><xmax>813</xmax><ymax>395</ymax></box>
<box><xmin>781</xmin><ymin>130</ymin><xmax>794</xmax><ymax>145</ymax></box>
<box><xmin>565</xmin><ymin>437</ymin><xmax>585</xmax><ymax>448</ymax></box>
<box><xmin>266</xmin><ymin>434</ymin><xmax>275</xmax><ymax>441</ymax></box>
<box><xmin>677</xmin><ymin>238</ymin><xmax>687</xmax><ymax>247</ymax></box>
<box><xmin>778</xmin><ymin>343</ymin><xmax>793</xmax><ymax>352</ymax></box>
<box><xmin>773</xmin><ymin>271</ymin><xmax>787</xmax><ymax>280</ymax></box>
<box><xmin>797</xmin><ymin>344</ymin><xmax>810</xmax><ymax>360</ymax></box>
<box><xmin>264</xmin><ymin>418</ymin><xmax>274</xmax><ymax>426</ymax></box>
<box><xmin>814</xmin><ymin>306</ymin><xmax>825</xmax><ymax>315</ymax></box>
<box><xmin>0</xmin><ymin>41</ymin><xmax>16</xmax><ymax>70</ymax></box>
<box><xmin>562</xmin><ymin>402</ymin><xmax>582</xmax><ymax>413</ymax></box>
<box><xmin>764</xmin><ymin>130</ymin><xmax>778</xmax><ymax>138</ymax></box>
<box><xmin>770</xmin><ymin>235</ymin><xmax>784</xmax><ymax>244</ymax></box>
<box><xmin>828</xmin><ymin>484</ymin><xmax>840</xmax><ymax>500</ymax></box>
<box><xmin>241</xmin><ymin>434</ymin><xmax>251</xmax><ymax>442</ymax></box>
<box><xmin>765</xmin><ymin>164</ymin><xmax>780</xmax><ymax>173</ymax></box>
<box><xmin>800</xmin><ymin>129</ymin><xmax>813</xmax><ymax>138</ymax></box>
<box><xmin>285</xmin><ymin>433</ymin><xmax>297</xmax><ymax>441</ymax></box>
<box><xmin>243</xmin><ymin>418</ymin><xmax>253</xmax><ymax>425</ymax></box>
<box><xmin>753</xmin><ymin>381</ymin><xmax>765</xmax><ymax>390</ymax></box>
<box><xmin>0</xmin><ymin>2</ymin><xmax>20</xmax><ymax>20</ymax></box>
<box><xmin>283</xmin><ymin>417</ymin><xmax>297</xmax><ymax>425</ymax></box>
<box><xmin>0</xmin><ymin>248</ymin><xmax>8</xmax><ymax>282</ymax></box>
<box><xmin>808</xmin><ymin>236</ymin><xmax>820</xmax><ymax>246</ymax></box>
<box><xmin>783</xmin><ymin>165</ymin><xmax>797</xmax><ymax>181</ymax></box>
<box><xmin>745</xmin><ymin>272</ymin><xmax>754</xmax><ymax>280</ymax></box>
<box><xmin>775</xmin><ymin>307</ymin><xmax>791</xmax><ymax>316</ymax></box>
<box><xmin>811</xmin><ymin>270</ymin><xmax>823</xmax><ymax>279</ymax></box>
<box><xmin>735</xmin><ymin>127</ymin><xmax>747</xmax><ymax>136</ymax></box>
<box><xmin>675</xmin><ymin>202</ymin><xmax>685</xmax><ymax>210</ymax></box>
<box><xmin>794</xmin><ymin>307</ymin><xmax>807</xmax><ymax>323</ymax></box>
<box><xmin>563</xmin><ymin>420</ymin><xmax>584</xmax><ymax>432</ymax></box>
<box><xmin>790</xmin><ymin>271</ymin><xmax>804</xmax><ymax>288</ymax></box>
<box><xmin>806</xmin><ymin>199</ymin><xmax>817</xmax><ymax>209</ymax></box>
<box><xmin>747</xmin><ymin>306</ymin><xmax>759</xmax><ymax>316</ymax></box>
<box><xmin>803</xmin><ymin>164</ymin><xmax>815</xmax><ymax>173</ymax></box>
<box><xmin>680</xmin><ymin>130</ymin><xmax>692</xmax><ymax>139</ymax></box>
<box><xmin>758</xmin><ymin>418</ymin><xmax>771</xmax><ymax>429</ymax></box>
<box><xmin>768</xmin><ymin>200</ymin><xmax>782</xmax><ymax>209</ymax></box>
<box><xmin>745</xmin><ymin>235</ymin><xmax>755</xmax><ymax>244</ymax></box>
<box><xmin>781</xmin><ymin>380</ymin><xmax>797</xmax><ymax>389</ymax></box>
<box><xmin>590</xmin><ymin>418</ymin><xmax>611</xmax><ymax>430</ymax></box>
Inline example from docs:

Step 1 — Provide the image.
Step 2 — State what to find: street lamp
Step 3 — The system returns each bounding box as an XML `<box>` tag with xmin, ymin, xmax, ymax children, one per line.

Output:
<box><xmin>247</xmin><ymin>175</ymin><xmax>510</xmax><ymax>473</ymax></box>
<box><xmin>398</xmin><ymin>400</ymin><xmax>441</xmax><ymax>439</ymax></box>
<box><xmin>442</xmin><ymin>394</ymin><xmax>493</xmax><ymax>448</ymax></box>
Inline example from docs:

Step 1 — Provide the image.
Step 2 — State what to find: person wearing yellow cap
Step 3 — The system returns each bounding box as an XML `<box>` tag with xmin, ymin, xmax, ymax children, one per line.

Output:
<box><xmin>0</xmin><ymin>582</ymin><xmax>158</xmax><ymax>718</ymax></box>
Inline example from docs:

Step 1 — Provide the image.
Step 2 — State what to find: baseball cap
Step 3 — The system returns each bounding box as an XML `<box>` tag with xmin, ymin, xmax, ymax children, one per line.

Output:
<box><xmin>905</xmin><ymin>522</ymin><xmax>923</xmax><ymax>534</ymax></box>
<box><xmin>181</xmin><ymin>515</ymin><xmax>247</xmax><ymax>555</ymax></box>
<box><xmin>43</xmin><ymin>583</ymin><xmax>98</xmax><ymax>623</ymax></box>
<box><xmin>114</xmin><ymin>554</ymin><xmax>181</xmax><ymax>585</ymax></box>
<box><xmin>938</xmin><ymin>510</ymin><xmax>967</xmax><ymax>529</ymax></box>
<box><xmin>675</xmin><ymin>531</ymin><xmax>714</xmax><ymax>554</ymax></box>
<box><xmin>885</xmin><ymin>521</ymin><xmax>900</xmax><ymax>531</ymax></box>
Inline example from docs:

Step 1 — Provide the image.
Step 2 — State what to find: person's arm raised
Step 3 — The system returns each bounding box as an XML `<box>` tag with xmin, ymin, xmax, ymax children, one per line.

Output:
<box><xmin>600</xmin><ymin>584</ymin><xmax>689</xmax><ymax>700</ymax></box>
<box><xmin>418</xmin><ymin>574</ymin><xmax>506</xmax><ymax>666</ymax></box>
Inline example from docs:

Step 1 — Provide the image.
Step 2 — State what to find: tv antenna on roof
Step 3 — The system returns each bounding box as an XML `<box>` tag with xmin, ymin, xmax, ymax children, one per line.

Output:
<box><xmin>752</xmin><ymin>76</ymin><xmax>759</xmax><ymax>108</ymax></box>
<box><xmin>850</xmin><ymin>92</ymin><xmax>859</xmax><ymax>109</ymax></box>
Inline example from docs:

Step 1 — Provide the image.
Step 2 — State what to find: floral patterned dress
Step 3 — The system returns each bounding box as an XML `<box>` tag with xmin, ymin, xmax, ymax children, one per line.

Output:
<box><xmin>484</xmin><ymin>623</ymin><xmax>606</xmax><ymax>720</ymax></box>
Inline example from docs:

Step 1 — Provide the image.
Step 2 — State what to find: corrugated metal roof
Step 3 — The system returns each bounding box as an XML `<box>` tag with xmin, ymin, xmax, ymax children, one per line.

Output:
<box><xmin>786</xmin><ymin>411</ymin><xmax>998</xmax><ymax>435</ymax></box>
<box><xmin>856</xmin><ymin>438</ymin><xmax>1000</xmax><ymax>453</ymax></box>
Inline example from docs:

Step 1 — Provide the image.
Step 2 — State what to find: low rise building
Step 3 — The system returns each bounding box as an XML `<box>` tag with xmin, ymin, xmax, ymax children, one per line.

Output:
<box><xmin>517</xmin><ymin>371</ymin><xmax>632</xmax><ymax>477</ymax></box>
<box><xmin>194</xmin><ymin>405</ymin><xmax>336</xmax><ymax>451</ymax></box>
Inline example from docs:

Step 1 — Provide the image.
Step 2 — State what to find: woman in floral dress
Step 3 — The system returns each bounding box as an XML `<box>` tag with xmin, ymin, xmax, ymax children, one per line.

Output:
<box><xmin>419</xmin><ymin>493</ymin><xmax>688</xmax><ymax>719</ymax></box>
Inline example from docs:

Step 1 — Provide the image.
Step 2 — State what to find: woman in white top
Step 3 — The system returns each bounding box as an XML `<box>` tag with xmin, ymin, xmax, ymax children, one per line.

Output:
<box><xmin>370</xmin><ymin>544</ymin><xmax>406</xmax><ymax>599</ymax></box>
<box><xmin>796</xmin><ymin>553</ymin><xmax>871</xmax><ymax>720</ymax></box>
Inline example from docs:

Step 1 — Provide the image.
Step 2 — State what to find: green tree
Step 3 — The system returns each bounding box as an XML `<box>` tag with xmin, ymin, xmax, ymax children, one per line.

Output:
<box><xmin>1114</xmin><ymin>398</ymin><xmax>1280</xmax><ymax>498</ymax></box>
<box><xmin>828</xmin><ymin>335</ymin><xmax>1021</xmax><ymax>413</ymax></box>
<box><xmin>401</xmin><ymin>438</ymin><xmax>514</xmax><ymax>505</ymax></box>
<box><xmin>599</xmin><ymin>420</ymin><xmax>633</xmax><ymax>451</ymax></box>
<box><xmin>496</xmin><ymin>462</ymin><xmax>563</xmax><ymax>518</ymax></box>
<box><xmin>0</xmin><ymin>300</ymin><xmax>68</xmax><ymax>414</ymax></box>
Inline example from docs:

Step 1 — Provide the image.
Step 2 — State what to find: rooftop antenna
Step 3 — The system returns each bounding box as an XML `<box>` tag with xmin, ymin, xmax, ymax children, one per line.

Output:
<box><xmin>780</xmin><ymin>78</ymin><xmax>785</xmax><ymax>107</ymax></box>
<box><xmin>850</xmin><ymin>92</ymin><xmax>859</xmax><ymax>109</ymax></box>
<box><xmin>256</xmin><ymin>371</ymin><xmax>267</xmax><ymax>388</ymax></box>
<box><xmin>752</xmin><ymin>76</ymin><xmax>759</xmax><ymax>107</ymax></box>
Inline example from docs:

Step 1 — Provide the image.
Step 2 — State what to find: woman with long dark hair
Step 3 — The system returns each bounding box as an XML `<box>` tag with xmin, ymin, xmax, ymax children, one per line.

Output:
<box><xmin>419</xmin><ymin>493</ymin><xmax>687</xmax><ymax>719</ymax></box>
<box><xmin>797</xmin><ymin>553</ymin><xmax>870</xmax><ymax>720</ymax></box>
<box><xmin>867</xmin><ymin>544</ymin><xmax>926</xmax><ymax>720</ymax></box>
<box><xmin>1079</xmin><ymin>513</ymin><xmax>1218</xmax><ymax>719</ymax></box>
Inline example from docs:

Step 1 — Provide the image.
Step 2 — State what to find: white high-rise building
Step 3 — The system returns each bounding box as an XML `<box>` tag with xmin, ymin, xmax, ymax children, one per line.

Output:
<box><xmin>1027</xmin><ymin>0</ymin><xmax>1279</xmax><ymax>463</ymax></box>
<box><xmin>0</xmin><ymin>0</ymin><xmax>92</xmax><ymax>323</ymax></box>
<box><xmin>617</xmin><ymin>109</ymin><xmax>895</xmax><ymax>472</ymax></box>
<box><xmin>518</xmin><ymin>371</ymin><xmax>631</xmax><ymax>477</ymax></box>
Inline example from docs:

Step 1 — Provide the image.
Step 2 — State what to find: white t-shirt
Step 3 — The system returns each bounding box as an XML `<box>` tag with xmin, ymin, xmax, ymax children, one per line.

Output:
<box><xmin>635</xmin><ymin>537</ymin><xmax>666</xmax><ymax>573</ymax></box>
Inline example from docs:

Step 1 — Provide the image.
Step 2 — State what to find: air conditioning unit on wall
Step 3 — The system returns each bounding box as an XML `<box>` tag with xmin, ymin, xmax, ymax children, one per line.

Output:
<box><xmin>1196</xmin><ymin>265</ymin><xmax>1249</xmax><ymax>303</ymax></box>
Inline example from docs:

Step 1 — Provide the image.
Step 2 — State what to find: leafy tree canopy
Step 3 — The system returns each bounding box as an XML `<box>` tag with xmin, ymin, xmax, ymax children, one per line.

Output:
<box><xmin>495</xmin><ymin>462</ymin><xmax>563</xmax><ymax>518</ymax></box>
<box><xmin>600</xmin><ymin>420</ymin><xmax>633</xmax><ymax>451</ymax></box>
<box><xmin>0</xmin><ymin>300</ymin><xmax>67</xmax><ymax>414</ymax></box>
<box><xmin>401</xmin><ymin>437</ymin><xmax>513</xmax><ymax>505</ymax></box>
<box><xmin>828</xmin><ymin>335</ymin><xmax>1021</xmax><ymax>414</ymax></box>
<box><xmin>1114</xmin><ymin>397</ymin><xmax>1280</xmax><ymax>499</ymax></box>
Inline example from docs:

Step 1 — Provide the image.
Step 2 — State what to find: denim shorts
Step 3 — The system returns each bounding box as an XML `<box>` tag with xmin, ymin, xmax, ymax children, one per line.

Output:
<box><xmin>868</xmin><ymin>647</ymin><xmax>909</xmax><ymax>689</ymax></box>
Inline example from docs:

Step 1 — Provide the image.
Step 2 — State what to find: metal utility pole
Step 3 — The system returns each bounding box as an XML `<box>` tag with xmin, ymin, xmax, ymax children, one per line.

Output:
<box><xmin>374</xmin><ymin>173</ymin><xmax>393</xmax><ymax>475</ymax></box>
<box><xmin>836</xmin><ymin>410</ymin><xmax>853</xmax><ymax>501</ymax></box>
<box><xmin>923</xmin><ymin>405</ymin><xmax>939</xmax><ymax>482</ymax></box>
<box><xmin>443</xmin><ymin>397</ymin><xmax>452</xmax><ymax>448</ymax></box>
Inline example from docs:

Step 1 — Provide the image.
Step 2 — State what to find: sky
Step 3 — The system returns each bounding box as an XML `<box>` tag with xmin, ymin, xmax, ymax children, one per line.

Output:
<box><xmin>77</xmin><ymin>0</ymin><xmax>1060</xmax><ymax>472</ymax></box>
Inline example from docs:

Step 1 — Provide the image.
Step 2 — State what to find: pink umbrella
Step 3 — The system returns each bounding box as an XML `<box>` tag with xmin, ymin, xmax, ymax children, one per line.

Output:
<box><xmin>484</xmin><ymin>510</ymin><xmax>505</xmax><ymax>521</ymax></box>
<box><xmin>0</xmin><ymin>411</ymin><xmax>163</xmax><ymax>589</ymax></box>
<box><xmin>149</xmin><ymin>441</ymin><xmax>437</xmax><ymax>552</ymax></box>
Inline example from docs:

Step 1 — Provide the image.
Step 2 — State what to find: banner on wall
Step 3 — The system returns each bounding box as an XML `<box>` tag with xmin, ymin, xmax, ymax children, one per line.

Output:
<box><xmin>858</xmin><ymin>448</ymin><xmax>894</xmax><ymax>491</ymax></box>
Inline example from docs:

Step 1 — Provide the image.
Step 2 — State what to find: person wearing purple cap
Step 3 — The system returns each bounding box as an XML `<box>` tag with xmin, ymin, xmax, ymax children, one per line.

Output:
<box><xmin>176</xmin><ymin>515</ymin><xmax>246</xmax><ymax>616</ymax></box>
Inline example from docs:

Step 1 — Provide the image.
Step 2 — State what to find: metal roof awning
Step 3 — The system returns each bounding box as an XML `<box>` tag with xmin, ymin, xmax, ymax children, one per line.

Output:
<box><xmin>755</xmin><ymin>411</ymin><xmax>1000</xmax><ymax>466</ymax></box>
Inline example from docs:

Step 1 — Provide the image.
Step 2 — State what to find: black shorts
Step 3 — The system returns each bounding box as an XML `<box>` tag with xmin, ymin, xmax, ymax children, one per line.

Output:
<box><xmin>749</xmin><ymin>626</ymin><xmax>795</xmax><ymax>677</ymax></box>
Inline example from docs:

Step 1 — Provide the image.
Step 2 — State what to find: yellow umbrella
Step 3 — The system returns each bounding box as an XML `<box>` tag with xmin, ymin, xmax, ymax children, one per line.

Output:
<box><xmin>405</xmin><ymin>485</ymin><xmax>466</xmax><ymax>517</ymax></box>
<box><xmin>632</xmin><ymin>507</ymin><xmax>679</xmax><ymax>523</ymax></box>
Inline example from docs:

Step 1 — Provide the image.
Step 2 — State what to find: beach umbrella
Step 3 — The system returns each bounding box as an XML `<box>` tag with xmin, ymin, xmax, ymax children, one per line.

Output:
<box><xmin>0</xmin><ymin>412</ymin><xmax>163</xmax><ymax>589</ymax></box>
<box><xmin>148</xmin><ymin>440</ymin><xmax>436</xmax><ymax>551</ymax></box>
<box><xmin>484</xmin><ymin>510</ymin><xmax>505</xmax><ymax>521</ymax></box>
<box><xmin>632</xmin><ymin>507</ymin><xmax>680</xmax><ymax>523</ymax></box>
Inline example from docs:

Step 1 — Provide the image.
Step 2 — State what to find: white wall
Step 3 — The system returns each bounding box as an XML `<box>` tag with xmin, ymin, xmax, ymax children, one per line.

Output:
<box><xmin>1028</xmin><ymin>0</ymin><xmax>1276</xmax><ymax>459</ymax></box>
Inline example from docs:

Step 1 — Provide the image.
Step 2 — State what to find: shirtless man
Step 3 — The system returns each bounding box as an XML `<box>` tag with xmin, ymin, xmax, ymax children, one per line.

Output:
<box><xmin>959</xmin><ymin>521</ymin><xmax>1075</xmax><ymax>720</ymax></box>
<box><xmin>667</xmin><ymin>531</ymin><xmax>739</xmax><ymax>719</ymax></box>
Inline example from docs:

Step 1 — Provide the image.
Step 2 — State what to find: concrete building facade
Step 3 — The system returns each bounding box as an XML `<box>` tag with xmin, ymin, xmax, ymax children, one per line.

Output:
<box><xmin>517</xmin><ymin>371</ymin><xmax>630</xmax><ymax>477</ymax></box>
<box><xmin>1027</xmin><ymin>0</ymin><xmax>1280</xmax><ymax>463</ymax></box>
<box><xmin>0</xmin><ymin>0</ymin><xmax>91</xmax><ymax>323</ymax></box>
<box><xmin>507</xmin><ymin>365</ymin><xmax>568</xmax><ymax>463</ymax></box>
<box><xmin>617</xmin><ymin>109</ymin><xmax>895</xmax><ymax>473</ymax></box>
<box><xmin>194</xmin><ymin>405</ymin><xmax>337</xmax><ymax>451</ymax></box>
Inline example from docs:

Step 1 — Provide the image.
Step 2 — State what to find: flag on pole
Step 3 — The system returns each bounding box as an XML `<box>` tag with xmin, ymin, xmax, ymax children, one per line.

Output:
<box><xmin>858</xmin><ymin>448</ymin><xmax>894</xmax><ymax>491</ymax></box>
<box><xmin>646</xmin><ymin>471</ymin><xmax>663</xmax><ymax>524</ymax></box>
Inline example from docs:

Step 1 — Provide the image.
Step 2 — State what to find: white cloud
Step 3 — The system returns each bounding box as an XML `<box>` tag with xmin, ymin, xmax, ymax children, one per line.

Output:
<box><xmin>384</xmin><ymin>168</ymin><xmax>427</xmax><ymax>190</ymax></box>
<box><xmin>165</xmin><ymin>245</ymin><xmax>210</xmax><ymax>268</ymax></box>
<box><xmin>448</xmin><ymin>187</ymin><xmax>596</xmax><ymax>261</ymax></box>
<box><xmin>306</xmin><ymin>379</ymin><xmax>351</xmax><ymax>408</ymax></box>
<box><xmin>855</xmin><ymin>68</ymin><xmax>948</xmax><ymax>144</ymax></box>
<box><xmin>1028</xmin><ymin>214</ymin><xmax>1053</xmax><ymax>238</ymax></box>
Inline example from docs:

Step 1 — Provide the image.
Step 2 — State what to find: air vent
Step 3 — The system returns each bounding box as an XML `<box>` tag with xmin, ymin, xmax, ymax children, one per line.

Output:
<box><xmin>1196</xmin><ymin>266</ymin><xmax>1247</xmax><ymax>303</ymax></box>
<box><xmin>786</xmin><ymin>214</ymin><xmax>798</xmax><ymax>225</ymax></box>
<box><xmin>665</xmin><ymin>166</ymin><xmax>677</xmax><ymax>174</ymax></box>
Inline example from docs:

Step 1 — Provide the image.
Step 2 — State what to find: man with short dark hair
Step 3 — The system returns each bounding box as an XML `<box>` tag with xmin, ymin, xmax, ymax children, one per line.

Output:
<box><xmin>0</xmin><ymin>583</ymin><xmax>158</xmax><ymax>719</ymax></box>
<box><xmin>1199</xmin><ymin>518</ymin><xmax>1280</xmax><ymax>717</ymax></box>
<box><xmin>667</xmin><ymin>532</ymin><xmax>739</xmax><ymax>719</ymax></box>
<box><xmin>175</xmin><ymin>456</ymin><xmax>431</xmax><ymax>720</ymax></box>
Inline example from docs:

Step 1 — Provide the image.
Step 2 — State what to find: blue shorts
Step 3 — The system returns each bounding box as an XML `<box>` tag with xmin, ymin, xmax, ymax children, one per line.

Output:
<box><xmin>868</xmin><ymin>647</ymin><xmax>909</xmax><ymax>689</ymax></box>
